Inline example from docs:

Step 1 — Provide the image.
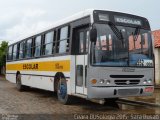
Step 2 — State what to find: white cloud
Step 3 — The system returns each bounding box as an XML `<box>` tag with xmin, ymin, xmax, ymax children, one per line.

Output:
<box><xmin>6</xmin><ymin>21</ymin><xmax>52</xmax><ymax>43</ymax></box>
<box><xmin>1</xmin><ymin>8</ymin><xmax>52</xmax><ymax>43</ymax></box>
<box><xmin>23</xmin><ymin>8</ymin><xmax>46</xmax><ymax>19</ymax></box>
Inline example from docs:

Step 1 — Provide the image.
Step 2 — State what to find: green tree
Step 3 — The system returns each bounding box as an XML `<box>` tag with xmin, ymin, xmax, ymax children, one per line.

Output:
<box><xmin>0</xmin><ymin>41</ymin><xmax>8</xmax><ymax>74</ymax></box>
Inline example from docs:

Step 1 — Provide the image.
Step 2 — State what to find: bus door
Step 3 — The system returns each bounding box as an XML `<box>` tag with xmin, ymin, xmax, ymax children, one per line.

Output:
<box><xmin>75</xmin><ymin>27</ymin><xmax>89</xmax><ymax>95</ymax></box>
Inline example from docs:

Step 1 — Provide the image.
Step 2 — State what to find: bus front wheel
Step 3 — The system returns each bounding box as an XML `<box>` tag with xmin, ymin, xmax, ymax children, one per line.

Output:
<box><xmin>57</xmin><ymin>77</ymin><xmax>72</xmax><ymax>105</ymax></box>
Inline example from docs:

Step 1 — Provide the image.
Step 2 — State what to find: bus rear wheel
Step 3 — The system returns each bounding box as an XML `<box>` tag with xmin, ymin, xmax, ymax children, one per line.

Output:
<box><xmin>16</xmin><ymin>74</ymin><xmax>25</xmax><ymax>91</ymax></box>
<box><xmin>57</xmin><ymin>77</ymin><xmax>72</xmax><ymax>105</ymax></box>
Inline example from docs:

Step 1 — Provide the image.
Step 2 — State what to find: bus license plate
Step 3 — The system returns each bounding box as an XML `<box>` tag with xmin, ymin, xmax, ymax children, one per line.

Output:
<box><xmin>144</xmin><ymin>87</ymin><xmax>154</xmax><ymax>92</ymax></box>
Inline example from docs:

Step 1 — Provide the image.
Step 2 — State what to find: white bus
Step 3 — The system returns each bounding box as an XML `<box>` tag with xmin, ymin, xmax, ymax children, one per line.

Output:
<box><xmin>6</xmin><ymin>9</ymin><xmax>154</xmax><ymax>104</ymax></box>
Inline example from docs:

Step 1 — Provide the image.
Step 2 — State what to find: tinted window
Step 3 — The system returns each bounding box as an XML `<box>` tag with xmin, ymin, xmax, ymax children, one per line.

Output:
<box><xmin>43</xmin><ymin>31</ymin><xmax>54</xmax><ymax>55</ymax></box>
<box><xmin>13</xmin><ymin>44</ymin><xmax>17</xmax><ymax>60</ymax></box>
<box><xmin>58</xmin><ymin>26</ymin><xmax>69</xmax><ymax>53</ymax></box>
<box><xmin>79</xmin><ymin>32</ymin><xmax>84</xmax><ymax>53</ymax></box>
<box><xmin>78</xmin><ymin>29</ymin><xmax>89</xmax><ymax>54</ymax></box>
<box><xmin>8</xmin><ymin>46</ymin><xmax>13</xmax><ymax>60</ymax></box>
<box><xmin>86</xmin><ymin>31</ymin><xmax>89</xmax><ymax>52</ymax></box>
<box><xmin>45</xmin><ymin>32</ymin><xmax>54</xmax><ymax>44</ymax></box>
<box><xmin>19</xmin><ymin>42</ymin><xmax>25</xmax><ymax>59</ymax></box>
<box><xmin>60</xmin><ymin>26</ymin><xmax>68</xmax><ymax>39</ymax></box>
<box><xmin>26</xmin><ymin>39</ymin><xmax>32</xmax><ymax>58</ymax></box>
<box><xmin>34</xmin><ymin>36</ymin><xmax>41</xmax><ymax>57</ymax></box>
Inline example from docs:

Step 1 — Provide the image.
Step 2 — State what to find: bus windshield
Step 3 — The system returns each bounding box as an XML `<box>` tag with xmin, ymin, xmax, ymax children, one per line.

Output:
<box><xmin>91</xmin><ymin>23</ymin><xmax>154</xmax><ymax>67</ymax></box>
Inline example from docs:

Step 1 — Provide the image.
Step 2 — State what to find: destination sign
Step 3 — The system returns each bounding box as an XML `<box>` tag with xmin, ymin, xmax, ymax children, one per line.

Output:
<box><xmin>114</xmin><ymin>16</ymin><xmax>142</xmax><ymax>26</ymax></box>
<box><xmin>98</xmin><ymin>14</ymin><xmax>109</xmax><ymax>21</ymax></box>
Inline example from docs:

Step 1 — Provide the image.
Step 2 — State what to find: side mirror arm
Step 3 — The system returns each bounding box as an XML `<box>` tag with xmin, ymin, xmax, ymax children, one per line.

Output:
<box><xmin>90</xmin><ymin>28</ymin><xmax>97</xmax><ymax>43</ymax></box>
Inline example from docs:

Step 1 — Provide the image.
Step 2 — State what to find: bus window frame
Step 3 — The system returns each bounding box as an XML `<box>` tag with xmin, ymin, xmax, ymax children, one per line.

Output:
<box><xmin>7</xmin><ymin>45</ymin><xmax>13</xmax><ymax>61</ymax></box>
<box><xmin>12</xmin><ymin>44</ymin><xmax>18</xmax><ymax>60</ymax></box>
<box><xmin>25</xmin><ymin>38</ymin><xmax>33</xmax><ymax>58</ymax></box>
<box><xmin>56</xmin><ymin>25</ymin><xmax>70</xmax><ymax>54</ymax></box>
<box><xmin>41</xmin><ymin>31</ymin><xmax>55</xmax><ymax>56</ymax></box>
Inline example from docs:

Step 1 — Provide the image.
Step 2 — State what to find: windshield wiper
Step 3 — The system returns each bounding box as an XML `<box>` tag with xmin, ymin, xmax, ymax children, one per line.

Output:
<box><xmin>133</xmin><ymin>27</ymin><xmax>140</xmax><ymax>41</ymax></box>
<box><xmin>108</xmin><ymin>21</ymin><xmax>123</xmax><ymax>43</ymax></box>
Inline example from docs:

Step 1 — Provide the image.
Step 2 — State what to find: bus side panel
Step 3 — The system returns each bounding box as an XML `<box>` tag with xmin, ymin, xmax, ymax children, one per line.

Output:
<box><xmin>6</xmin><ymin>73</ymin><xmax>16</xmax><ymax>83</ymax></box>
<box><xmin>70</xmin><ymin>55</ymin><xmax>76</xmax><ymax>94</ymax></box>
<box><xmin>21</xmin><ymin>75</ymin><xmax>53</xmax><ymax>91</ymax></box>
<box><xmin>5</xmin><ymin>56</ymin><xmax>71</xmax><ymax>92</ymax></box>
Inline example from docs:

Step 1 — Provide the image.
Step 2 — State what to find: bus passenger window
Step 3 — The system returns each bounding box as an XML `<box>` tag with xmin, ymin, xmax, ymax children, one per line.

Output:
<box><xmin>19</xmin><ymin>42</ymin><xmax>25</xmax><ymax>59</ymax></box>
<box><xmin>34</xmin><ymin>36</ymin><xmax>41</xmax><ymax>57</ymax></box>
<box><xmin>7</xmin><ymin>46</ymin><xmax>13</xmax><ymax>60</ymax></box>
<box><xmin>58</xmin><ymin>26</ymin><xmax>69</xmax><ymax>53</ymax></box>
<box><xmin>26</xmin><ymin>39</ymin><xmax>32</xmax><ymax>58</ymax></box>
<box><xmin>43</xmin><ymin>31</ymin><xmax>54</xmax><ymax>55</ymax></box>
<box><xmin>13</xmin><ymin>44</ymin><xmax>17</xmax><ymax>60</ymax></box>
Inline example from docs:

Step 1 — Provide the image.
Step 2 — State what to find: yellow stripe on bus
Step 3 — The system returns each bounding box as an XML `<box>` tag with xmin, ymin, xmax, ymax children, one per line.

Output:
<box><xmin>6</xmin><ymin>60</ymin><xmax>70</xmax><ymax>72</ymax></box>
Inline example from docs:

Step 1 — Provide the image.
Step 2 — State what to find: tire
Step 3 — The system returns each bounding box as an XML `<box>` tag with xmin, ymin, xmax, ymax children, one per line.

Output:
<box><xmin>104</xmin><ymin>98</ymin><xmax>119</xmax><ymax>108</ymax></box>
<box><xmin>16</xmin><ymin>74</ymin><xmax>25</xmax><ymax>91</ymax></box>
<box><xmin>57</xmin><ymin>77</ymin><xmax>72</xmax><ymax>105</ymax></box>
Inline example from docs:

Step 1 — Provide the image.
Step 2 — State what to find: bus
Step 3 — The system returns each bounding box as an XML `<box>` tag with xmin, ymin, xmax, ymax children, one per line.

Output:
<box><xmin>6</xmin><ymin>9</ymin><xmax>154</xmax><ymax>104</ymax></box>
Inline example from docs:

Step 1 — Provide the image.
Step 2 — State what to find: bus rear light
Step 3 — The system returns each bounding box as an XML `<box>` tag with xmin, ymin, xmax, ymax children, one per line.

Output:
<box><xmin>91</xmin><ymin>79</ymin><xmax>97</xmax><ymax>84</ymax></box>
<box><xmin>144</xmin><ymin>87</ymin><xmax>154</xmax><ymax>92</ymax></box>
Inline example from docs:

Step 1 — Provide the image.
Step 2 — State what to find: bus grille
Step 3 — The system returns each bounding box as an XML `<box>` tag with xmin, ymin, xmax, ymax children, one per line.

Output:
<box><xmin>110</xmin><ymin>75</ymin><xmax>144</xmax><ymax>78</ymax></box>
<box><xmin>118</xmin><ymin>89</ymin><xmax>139</xmax><ymax>96</ymax></box>
<box><xmin>114</xmin><ymin>80</ymin><xmax>140</xmax><ymax>85</ymax></box>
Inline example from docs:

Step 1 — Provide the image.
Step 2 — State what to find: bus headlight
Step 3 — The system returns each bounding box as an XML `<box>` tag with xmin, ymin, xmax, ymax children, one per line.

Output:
<box><xmin>143</xmin><ymin>80</ymin><xmax>147</xmax><ymax>84</ymax></box>
<box><xmin>106</xmin><ymin>80</ymin><xmax>110</xmax><ymax>85</ymax></box>
<box><xmin>99</xmin><ymin>79</ymin><xmax>105</xmax><ymax>84</ymax></box>
<box><xmin>147</xmin><ymin>79</ymin><xmax>152</xmax><ymax>84</ymax></box>
<box><xmin>143</xmin><ymin>79</ymin><xmax>152</xmax><ymax>84</ymax></box>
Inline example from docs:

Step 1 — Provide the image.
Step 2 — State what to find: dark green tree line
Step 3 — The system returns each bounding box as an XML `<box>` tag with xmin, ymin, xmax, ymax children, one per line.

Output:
<box><xmin>0</xmin><ymin>41</ymin><xmax>8</xmax><ymax>74</ymax></box>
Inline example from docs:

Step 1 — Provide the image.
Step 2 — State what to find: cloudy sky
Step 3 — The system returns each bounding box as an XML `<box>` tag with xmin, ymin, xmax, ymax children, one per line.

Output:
<box><xmin>0</xmin><ymin>0</ymin><xmax>159</xmax><ymax>43</ymax></box>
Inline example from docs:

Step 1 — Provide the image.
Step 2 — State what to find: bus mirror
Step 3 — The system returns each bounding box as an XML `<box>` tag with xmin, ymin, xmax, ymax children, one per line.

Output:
<box><xmin>90</xmin><ymin>28</ymin><xmax>97</xmax><ymax>42</ymax></box>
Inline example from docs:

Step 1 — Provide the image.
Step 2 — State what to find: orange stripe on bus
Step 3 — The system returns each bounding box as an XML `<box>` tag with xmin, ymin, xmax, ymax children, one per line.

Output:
<box><xmin>6</xmin><ymin>60</ymin><xmax>70</xmax><ymax>72</ymax></box>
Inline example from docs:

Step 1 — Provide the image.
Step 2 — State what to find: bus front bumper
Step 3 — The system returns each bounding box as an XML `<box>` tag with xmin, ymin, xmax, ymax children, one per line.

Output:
<box><xmin>87</xmin><ymin>86</ymin><xmax>154</xmax><ymax>99</ymax></box>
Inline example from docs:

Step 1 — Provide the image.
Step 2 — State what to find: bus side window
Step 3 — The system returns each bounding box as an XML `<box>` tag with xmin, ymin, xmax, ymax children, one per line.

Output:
<box><xmin>34</xmin><ymin>36</ymin><xmax>41</xmax><ymax>57</ymax></box>
<box><xmin>43</xmin><ymin>31</ymin><xmax>54</xmax><ymax>55</ymax></box>
<box><xmin>86</xmin><ymin>31</ymin><xmax>89</xmax><ymax>52</ymax></box>
<box><xmin>17</xmin><ymin>43</ymin><xmax>20</xmax><ymax>59</ymax></box>
<box><xmin>78</xmin><ymin>29</ymin><xmax>89</xmax><ymax>54</ymax></box>
<box><xmin>13</xmin><ymin>44</ymin><xmax>17</xmax><ymax>60</ymax></box>
<box><xmin>53</xmin><ymin>31</ymin><xmax>56</xmax><ymax>54</ymax></box>
<box><xmin>76</xmin><ymin>65</ymin><xmax>83</xmax><ymax>86</ymax></box>
<box><xmin>7</xmin><ymin>46</ymin><xmax>13</xmax><ymax>60</ymax></box>
<box><xmin>19</xmin><ymin>41</ymin><xmax>24</xmax><ymax>59</ymax></box>
<box><xmin>57</xmin><ymin>26</ymin><xmax>70</xmax><ymax>53</ymax></box>
<box><xmin>25</xmin><ymin>39</ymin><xmax>32</xmax><ymax>58</ymax></box>
<box><xmin>79</xmin><ymin>32</ymin><xmax>84</xmax><ymax>53</ymax></box>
